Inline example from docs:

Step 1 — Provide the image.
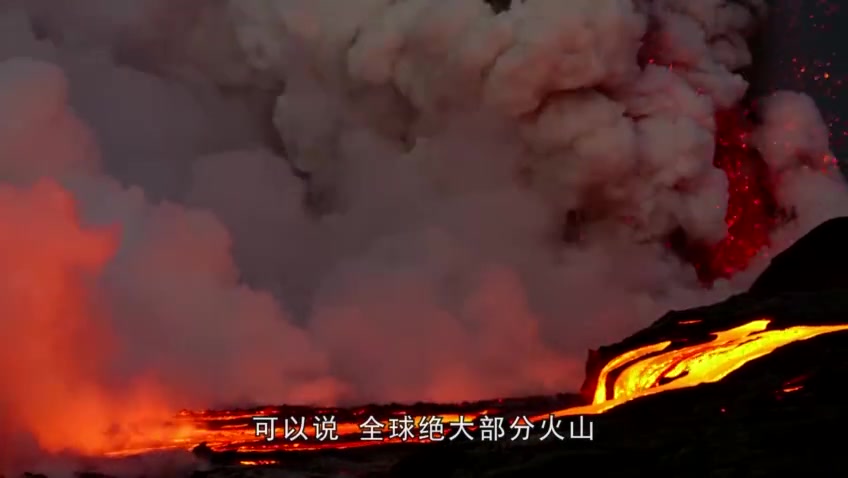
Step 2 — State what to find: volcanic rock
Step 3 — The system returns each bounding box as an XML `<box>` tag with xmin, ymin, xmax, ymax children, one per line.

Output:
<box><xmin>23</xmin><ymin>219</ymin><xmax>848</xmax><ymax>477</ymax></box>
<box><xmin>189</xmin><ymin>218</ymin><xmax>848</xmax><ymax>476</ymax></box>
<box><xmin>749</xmin><ymin>217</ymin><xmax>848</xmax><ymax>295</ymax></box>
<box><xmin>582</xmin><ymin>217</ymin><xmax>848</xmax><ymax>401</ymax></box>
<box><xmin>383</xmin><ymin>219</ymin><xmax>848</xmax><ymax>477</ymax></box>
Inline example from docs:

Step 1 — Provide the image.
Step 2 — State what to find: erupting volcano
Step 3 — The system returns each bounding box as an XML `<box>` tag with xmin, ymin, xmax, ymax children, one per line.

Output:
<box><xmin>69</xmin><ymin>103</ymin><xmax>843</xmax><ymax>462</ymax></box>
<box><xmin>93</xmin><ymin>315</ymin><xmax>848</xmax><ymax>462</ymax></box>
<box><xmin>82</xmin><ymin>212</ymin><xmax>848</xmax><ymax>477</ymax></box>
<box><xmin>3</xmin><ymin>0</ymin><xmax>848</xmax><ymax>476</ymax></box>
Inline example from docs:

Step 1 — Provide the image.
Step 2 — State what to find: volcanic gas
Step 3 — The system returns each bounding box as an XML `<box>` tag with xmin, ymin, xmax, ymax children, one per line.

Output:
<box><xmin>69</xmin><ymin>316</ymin><xmax>848</xmax><ymax>460</ymax></box>
<box><xmin>2</xmin><ymin>0</ymin><xmax>848</xmax><ymax>472</ymax></box>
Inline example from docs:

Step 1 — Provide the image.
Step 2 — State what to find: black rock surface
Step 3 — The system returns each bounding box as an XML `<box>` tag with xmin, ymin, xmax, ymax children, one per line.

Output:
<box><xmin>750</xmin><ymin>217</ymin><xmax>848</xmax><ymax>296</ymax></box>
<box><xmin>20</xmin><ymin>219</ymin><xmax>848</xmax><ymax>477</ymax></box>
<box><xmin>191</xmin><ymin>217</ymin><xmax>848</xmax><ymax>476</ymax></box>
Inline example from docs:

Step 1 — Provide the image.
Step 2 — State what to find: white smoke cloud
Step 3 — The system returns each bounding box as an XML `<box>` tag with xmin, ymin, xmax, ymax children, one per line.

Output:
<box><xmin>0</xmin><ymin>0</ymin><xmax>846</xmax><ymax>471</ymax></box>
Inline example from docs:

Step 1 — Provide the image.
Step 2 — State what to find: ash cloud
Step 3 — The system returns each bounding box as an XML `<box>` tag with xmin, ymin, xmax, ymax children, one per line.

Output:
<box><xmin>0</xmin><ymin>0</ymin><xmax>847</xmax><ymax>469</ymax></box>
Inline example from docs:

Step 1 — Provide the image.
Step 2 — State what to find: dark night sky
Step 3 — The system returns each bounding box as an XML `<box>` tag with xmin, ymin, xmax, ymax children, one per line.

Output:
<box><xmin>751</xmin><ymin>0</ymin><xmax>848</xmax><ymax>161</ymax></box>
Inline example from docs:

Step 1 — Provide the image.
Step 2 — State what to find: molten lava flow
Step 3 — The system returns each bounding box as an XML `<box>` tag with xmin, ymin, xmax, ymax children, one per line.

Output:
<box><xmin>92</xmin><ymin>318</ymin><xmax>848</xmax><ymax>459</ymax></box>
<box><xmin>553</xmin><ymin>319</ymin><xmax>848</xmax><ymax>417</ymax></box>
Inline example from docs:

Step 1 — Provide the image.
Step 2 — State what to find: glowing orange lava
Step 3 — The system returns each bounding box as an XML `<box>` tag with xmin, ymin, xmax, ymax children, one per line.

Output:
<box><xmin>0</xmin><ymin>180</ymin><xmax>182</xmax><ymax>457</ymax></box>
<box><xmin>553</xmin><ymin>319</ymin><xmax>848</xmax><ymax>416</ymax></box>
<box><xmin>89</xmin><ymin>318</ymin><xmax>848</xmax><ymax>460</ymax></box>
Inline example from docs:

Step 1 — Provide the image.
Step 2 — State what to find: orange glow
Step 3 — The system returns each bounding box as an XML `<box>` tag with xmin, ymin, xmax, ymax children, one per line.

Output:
<box><xmin>3</xmin><ymin>182</ymin><xmax>842</xmax><ymax>461</ymax></box>
<box><xmin>550</xmin><ymin>319</ymin><xmax>848</xmax><ymax>416</ymax></box>
<box><xmin>0</xmin><ymin>180</ymin><xmax>180</xmax><ymax>457</ymax></box>
<box><xmin>84</xmin><ymin>318</ymin><xmax>848</xmax><ymax>459</ymax></box>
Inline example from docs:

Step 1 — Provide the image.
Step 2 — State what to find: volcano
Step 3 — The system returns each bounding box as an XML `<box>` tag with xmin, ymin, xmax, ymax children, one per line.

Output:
<box><xmin>24</xmin><ymin>217</ymin><xmax>848</xmax><ymax>478</ymax></box>
<box><xmin>6</xmin><ymin>1</ymin><xmax>848</xmax><ymax>476</ymax></box>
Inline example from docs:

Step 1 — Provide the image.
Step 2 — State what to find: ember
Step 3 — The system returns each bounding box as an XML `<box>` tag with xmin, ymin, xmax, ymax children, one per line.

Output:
<box><xmin>671</xmin><ymin>108</ymin><xmax>780</xmax><ymax>283</ymax></box>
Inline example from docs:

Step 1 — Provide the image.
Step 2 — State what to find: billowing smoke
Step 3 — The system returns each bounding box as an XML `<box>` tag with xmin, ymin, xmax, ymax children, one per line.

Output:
<box><xmin>1</xmin><ymin>0</ymin><xmax>847</xmax><ymax>469</ymax></box>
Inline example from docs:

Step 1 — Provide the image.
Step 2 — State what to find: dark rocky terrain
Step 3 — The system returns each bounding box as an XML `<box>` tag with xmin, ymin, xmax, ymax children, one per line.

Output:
<box><xmin>19</xmin><ymin>218</ymin><xmax>848</xmax><ymax>477</ymax></box>
<box><xmin>379</xmin><ymin>291</ymin><xmax>848</xmax><ymax>477</ymax></box>
<box><xmin>182</xmin><ymin>218</ymin><xmax>848</xmax><ymax>477</ymax></box>
<box><xmin>184</xmin><ymin>290</ymin><xmax>848</xmax><ymax>477</ymax></box>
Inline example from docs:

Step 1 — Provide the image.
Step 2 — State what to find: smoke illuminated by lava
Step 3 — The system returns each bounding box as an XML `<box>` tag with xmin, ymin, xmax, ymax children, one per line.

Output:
<box><xmin>0</xmin><ymin>179</ymin><xmax>183</xmax><ymax>459</ymax></box>
<box><xmin>1</xmin><ymin>0</ymin><xmax>848</xmax><ymax>470</ymax></box>
<box><xmin>70</xmin><ymin>318</ymin><xmax>848</xmax><ymax>460</ymax></box>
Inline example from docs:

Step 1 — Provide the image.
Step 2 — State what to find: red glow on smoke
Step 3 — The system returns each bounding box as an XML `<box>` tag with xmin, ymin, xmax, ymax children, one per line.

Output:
<box><xmin>707</xmin><ymin>110</ymin><xmax>778</xmax><ymax>278</ymax></box>
<box><xmin>673</xmin><ymin>109</ymin><xmax>779</xmax><ymax>283</ymax></box>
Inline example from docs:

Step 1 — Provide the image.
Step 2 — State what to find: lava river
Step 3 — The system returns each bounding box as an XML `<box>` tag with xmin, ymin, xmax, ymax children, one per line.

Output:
<box><xmin>93</xmin><ymin>319</ymin><xmax>848</xmax><ymax>460</ymax></box>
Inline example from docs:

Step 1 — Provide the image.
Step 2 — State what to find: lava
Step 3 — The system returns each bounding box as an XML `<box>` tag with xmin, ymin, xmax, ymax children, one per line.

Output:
<box><xmin>671</xmin><ymin>109</ymin><xmax>780</xmax><ymax>283</ymax></box>
<box><xmin>91</xmin><ymin>318</ymin><xmax>848</xmax><ymax>460</ymax></box>
<box><xmin>566</xmin><ymin>319</ymin><xmax>848</xmax><ymax>415</ymax></box>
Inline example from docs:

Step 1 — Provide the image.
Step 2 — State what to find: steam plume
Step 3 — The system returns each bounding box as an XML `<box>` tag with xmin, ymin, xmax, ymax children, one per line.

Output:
<box><xmin>0</xmin><ymin>0</ymin><xmax>846</xmax><ymax>469</ymax></box>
